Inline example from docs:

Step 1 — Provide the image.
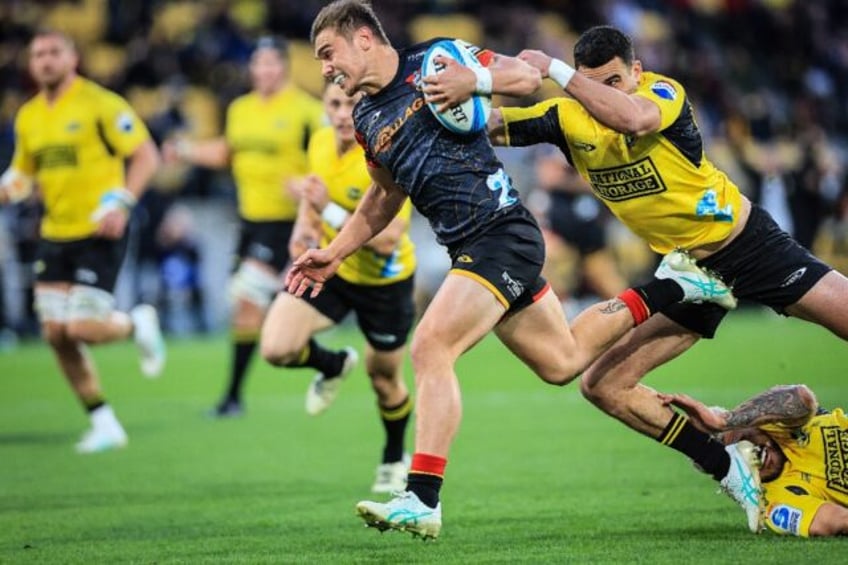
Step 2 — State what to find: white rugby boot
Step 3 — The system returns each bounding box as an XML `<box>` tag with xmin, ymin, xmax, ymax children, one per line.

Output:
<box><xmin>356</xmin><ymin>490</ymin><xmax>442</xmax><ymax>540</ymax></box>
<box><xmin>655</xmin><ymin>249</ymin><xmax>737</xmax><ymax>310</ymax></box>
<box><xmin>130</xmin><ymin>304</ymin><xmax>166</xmax><ymax>378</ymax></box>
<box><xmin>305</xmin><ymin>346</ymin><xmax>358</xmax><ymax>416</ymax></box>
<box><xmin>75</xmin><ymin>406</ymin><xmax>128</xmax><ymax>454</ymax></box>
<box><xmin>720</xmin><ymin>441</ymin><xmax>764</xmax><ymax>533</ymax></box>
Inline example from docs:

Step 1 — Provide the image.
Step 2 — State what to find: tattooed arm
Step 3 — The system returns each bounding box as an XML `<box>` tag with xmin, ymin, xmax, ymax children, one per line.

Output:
<box><xmin>658</xmin><ymin>385</ymin><xmax>818</xmax><ymax>435</ymax></box>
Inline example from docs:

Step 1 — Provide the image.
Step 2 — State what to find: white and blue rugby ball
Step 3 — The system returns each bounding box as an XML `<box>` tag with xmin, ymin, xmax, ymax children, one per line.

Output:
<box><xmin>421</xmin><ymin>39</ymin><xmax>492</xmax><ymax>135</ymax></box>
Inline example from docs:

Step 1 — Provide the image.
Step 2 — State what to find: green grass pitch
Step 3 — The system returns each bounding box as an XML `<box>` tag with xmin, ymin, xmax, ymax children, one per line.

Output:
<box><xmin>1</xmin><ymin>308</ymin><xmax>845</xmax><ymax>563</ymax></box>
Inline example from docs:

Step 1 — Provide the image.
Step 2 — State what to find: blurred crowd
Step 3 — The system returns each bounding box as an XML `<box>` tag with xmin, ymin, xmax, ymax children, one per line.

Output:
<box><xmin>2</xmin><ymin>0</ymin><xmax>848</xmax><ymax>341</ymax></box>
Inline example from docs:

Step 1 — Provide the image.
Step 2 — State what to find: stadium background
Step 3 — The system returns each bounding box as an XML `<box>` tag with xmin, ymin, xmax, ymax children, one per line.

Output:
<box><xmin>0</xmin><ymin>2</ymin><xmax>847</xmax><ymax>561</ymax></box>
<box><xmin>1</xmin><ymin>0</ymin><xmax>848</xmax><ymax>337</ymax></box>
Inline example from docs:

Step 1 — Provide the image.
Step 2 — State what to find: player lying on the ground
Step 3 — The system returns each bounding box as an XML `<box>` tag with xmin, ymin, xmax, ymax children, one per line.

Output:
<box><xmin>662</xmin><ymin>385</ymin><xmax>848</xmax><ymax>537</ymax></box>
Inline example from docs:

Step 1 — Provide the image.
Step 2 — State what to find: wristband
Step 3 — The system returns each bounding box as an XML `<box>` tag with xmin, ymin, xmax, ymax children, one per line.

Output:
<box><xmin>91</xmin><ymin>188</ymin><xmax>137</xmax><ymax>221</ymax></box>
<box><xmin>175</xmin><ymin>139</ymin><xmax>193</xmax><ymax>160</ymax></box>
<box><xmin>0</xmin><ymin>168</ymin><xmax>34</xmax><ymax>203</ymax></box>
<box><xmin>320</xmin><ymin>202</ymin><xmax>349</xmax><ymax>230</ymax></box>
<box><xmin>548</xmin><ymin>58</ymin><xmax>576</xmax><ymax>89</ymax></box>
<box><xmin>472</xmin><ymin>65</ymin><xmax>493</xmax><ymax>95</ymax></box>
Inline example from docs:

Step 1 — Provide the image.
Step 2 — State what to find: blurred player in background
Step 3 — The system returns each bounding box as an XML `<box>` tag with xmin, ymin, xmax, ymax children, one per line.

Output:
<box><xmin>290</xmin><ymin>0</ymin><xmax>736</xmax><ymax>540</ymax></box>
<box><xmin>490</xmin><ymin>24</ymin><xmax>848</xmax><ymax>531</ymax></box>
<box><xmin>532</xmin><ymin>145</ymin><xmax>627</xmax><ymax>311</ymax></box>
<box><xmin>0</xmin><ymin>29</ymin><xmax>164</xmax><ymax>453</ymax></box>
<box><xmin>260</xmin><ymin>81</ymin><xmax>415</xmax><ymax>493</ymax></box>
<box><xmin>163</xmin><ymin>37</ymin><xmax>325</xmax><ymax>418</ymax></box>
<box><xmin>663</xmin><ymin>385</ymin><xmax>848</xmax><ymax>537</ymax></box>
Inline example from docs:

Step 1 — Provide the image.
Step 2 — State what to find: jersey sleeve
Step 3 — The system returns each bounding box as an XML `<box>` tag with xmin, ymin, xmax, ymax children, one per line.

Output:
<box><xmin>9</xmin><ymin>111</ymin><xmax>36</xmax><ymax>176</ymax></box>
<box><xmin>500</xmin><ymin>98</ymin><xmax>569</xmax><ymax>148</ymax></box>
<box><xmin>97</xmin><ymin>90</ymin><xmax>151</xmax><ymax>157</ymax></box>
<box><xmin>762</xmin><ymin>480</ymin><xmax>826</xmax><ymax>537</ymax></box>
<box><xmin>633</xmin><ymin>75</ymin><xmax>686</xmax><ymax>131</ymax></box>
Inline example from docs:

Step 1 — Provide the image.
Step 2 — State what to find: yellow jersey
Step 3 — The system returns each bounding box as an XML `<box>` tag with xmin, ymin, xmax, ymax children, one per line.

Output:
<box><xmin>760</xmin><ymin>408</ymin><xmax>848</xmax><ymax>536</ymax></box>
<box><xmin>501</xmin><ymin>72</ymin><xmax>744</xmax><ymax>254</ymax></box>
<box><xmin>225</xmin><ymin>85</ymin><xmax>325</xmax><ymax>222</ymax></box>
<box><xmin>307</xmin><ymin>126</ymin><xmax>415</xmax><ymax>286</ymax></box>
<box><xmin>11</xmin><ymin>77</ymin><xmax>150</xmax><ymax>240</ymax></box>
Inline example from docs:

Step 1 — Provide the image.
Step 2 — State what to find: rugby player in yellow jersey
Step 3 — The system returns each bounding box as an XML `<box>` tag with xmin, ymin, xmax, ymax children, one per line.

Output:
<box><xmin>0</xmin><ymin>30</ymin><xmax>164</xmax><ymax>453</ymax></box>
<box><xmin>487</xmin><ymin>25</ymin><xmax>848</xmax><ymax>531</ymax></box>
<box><xmin>260</xmin><ymin>81</ymin><xmax>416</xmax><ymax>493</ymax></box>
<box><xmin>662</xmin><ymin>385</ymin><xmax>848</xmax><ymax>537</ymax></box>
<box><xmin>163</xmin><ymin>37</ymin><xmax>327</xmax><ymax>418</ymax></box>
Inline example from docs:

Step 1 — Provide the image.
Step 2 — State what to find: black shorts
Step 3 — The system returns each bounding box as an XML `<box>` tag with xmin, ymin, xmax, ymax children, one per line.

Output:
<box><xmin>661</xmin><ymin>205</ymin><xmax>832</xmax><ymax>338</ymax></box>
<box><xmin>236</xmin><ymin>219</ymin><xmax>294</xmax><ymax>272</ymax></box>
<box><xmin>548</xmin><ymin>192</ymin><xmax>606</xmax><ymax>255</ymax></box>
<box><xmin>303</xmin><ymin>275</ymin><xmax>415</xmax><ymax>351</ymax></box>
<box><xmin>35</xmin><ymin>236</ymin><xmax>128</xmax><ymax>291</ymax></box>
<box><xmin>447</xmin><ymin>205</ymin><xmax>548</xmax><ymax>313</ymax></box>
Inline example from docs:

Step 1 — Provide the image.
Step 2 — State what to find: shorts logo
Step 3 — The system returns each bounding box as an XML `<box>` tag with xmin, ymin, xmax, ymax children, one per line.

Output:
<box><xmin>457</xmin><ymin>254</ymin><xmax>473</xmax><ymax>264</ymax></box>
<box><xmin>587</xmin><ymin>157</ymin><xmax>667</xmax><ymax>202</ymax></box>
<box><xmin>768</xmin><ymin>504</ymin><xmax>802</xmax><ymax>535</ymax></box>
<box><xmin>367</xmin><ymin>331</ymin><xmax>398</xmax><ymax>345</ymax></box>
<box><xmin>75</xmin><ymin>268</ymin><xmax>98</xmax><ymax>285</ymax></box>
<box><xmin>821</xmin><ymin>426</ymin><xmax>848</xmax><ymax>494</ymax></box>
<box><xmin>650</xmin><ymin>81</ymin><xmax>677</xmax><ymax>101</ymax></box>
<box><xmin>780</xmin><ymin>267</ymin><xmax>807</xmax><ymax>288</ymax></box>
<box><xmin>501</xmin><ymin>271</ymin><xmax>524</xmax><ymax>299</ymax></box>
<box><xmin>248</xmin><ymin>242</ymin><xmax>274</xmax><ymax>263</ymax></box>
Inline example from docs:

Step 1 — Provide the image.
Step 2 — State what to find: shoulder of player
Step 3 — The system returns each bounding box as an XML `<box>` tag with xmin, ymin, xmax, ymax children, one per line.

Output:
<box><xmin>637</xmin><ymin>71</ymin><xmax>687</xmax><ymax>99</ymax></box>
<box><xmin>309</xmin><ymin>125</ymin><xmax>335</xmax><ymax>147</ymax></box>
<box><xmin>77</xmin><ymin>77</ymin><xmax>132</xmax><ymax>106</ymax></box>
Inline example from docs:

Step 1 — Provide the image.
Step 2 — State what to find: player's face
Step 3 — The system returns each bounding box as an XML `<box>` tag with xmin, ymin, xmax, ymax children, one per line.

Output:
<box><xmin>323</xmin><ymin>83</ymin><xmax>361</xmax><ymax>145</ymax></box>
<box><xmin>723</xmin><ymin>428</ymin><xmax>787</xmax><ymax>482</ymax></box>
<box><xmin>314</xmin><ymin>28</ymin><xmax>367</xmax><ymax>96</ymax></box>
<box><xmin>250</xmin><ymin>48</ymin><xmax>285</xmax><ymax>96</ymax></box>
<box><xmin>577</xmin><ymin>56</ymin><xmax>642</xmax><ymax>94</ymax></box>
<box><xmin>29</xmin><ymin>35</ymin><xmax>77</xmax><ymax>90</ymax></box>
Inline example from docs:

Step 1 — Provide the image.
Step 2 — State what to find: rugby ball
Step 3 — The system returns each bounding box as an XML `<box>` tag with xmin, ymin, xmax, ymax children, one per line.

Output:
<box><xmin>421</xmin><ymin>40</ymin><xmax>492</xmax><ymax>135</ymax></box>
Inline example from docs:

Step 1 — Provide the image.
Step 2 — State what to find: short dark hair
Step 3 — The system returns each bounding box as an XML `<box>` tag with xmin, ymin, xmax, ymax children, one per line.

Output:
<box><xmin>310</xmin><ymin>0</ymin><xmax>389</xmax><ymax>45</ymax></box>
<box><xmin>573</xmin><ymin>25</ymin><xmax>634</xmax><ymax>69</ymax></box>
<box><xmin>254</xmin><ymin>35</ymin><xmax>289</xmax><ymax>60</ymax></box>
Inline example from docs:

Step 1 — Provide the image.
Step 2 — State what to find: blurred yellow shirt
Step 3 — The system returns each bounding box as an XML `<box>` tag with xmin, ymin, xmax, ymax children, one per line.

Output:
<box><xmin>501</xmin><ymin>71</ymin><xmax>744</xmax><ymax>254</ymax></box>
<box><xmin>226</xmin><ymin>85</ymin><xmax>325</xmax><ymax>221</ymax></box>
<box><xmin>11</xmin><ymin>77</ymin><xmax>150</xmax><ymax>240</ymax></box>
<box><xmin>308</xmin><ymin>126</ymin><xmax>415</xmax><ymax>286</ymax></box>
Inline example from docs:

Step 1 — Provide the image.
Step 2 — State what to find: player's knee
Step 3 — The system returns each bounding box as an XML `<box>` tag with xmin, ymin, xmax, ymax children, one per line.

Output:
<box><xmin>536</xmin><ymin>365</ymin><xmax>580</xmax><ymax>387</ymax></box>
<box><xmin>409</xmin><ymin>332</ymin><xmax>453</xmax><ymax>376</ymax></box>
<box><xmin>65</xmin><ymin>319</ymin><xmax>108</xmax><ymax>344</ymax></box>
<box><xmin>230</xmin><ymin>262</ymin><xmax>279</xmax><ymax>311</ymax></box>
<box><xmin>259</xmin><ymin>339</ymin><xmax>298</xmax><ymax>367</ymax></box>
<box><xmin>41</xmin><ymin>321</ymin><xmax>68</xmax><ymax>347</ymax></box>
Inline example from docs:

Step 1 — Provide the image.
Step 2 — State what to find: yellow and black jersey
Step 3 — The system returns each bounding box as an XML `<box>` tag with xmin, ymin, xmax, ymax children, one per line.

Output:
<box><xmin>308</xmin><ymin>126</ymin><xmax>415</xmax><ymax>286</ymax></box>
<box><xmin>226</xmin><ymin>85</ymin><xmax>325</xmax><ymax>222</ymax></box>
<box><xmin>500</xmin><ymin>71</ymin><xmax>744</xmax><ymax>254</ymax></box>
<box><xmin>11</xmin><ymin>77</ymin><xmax>150</xmax><ymax>240</ymax></box>
<box><xmin>759</xmin><ymin>408</ymin><xmax>848</xmax><ymax>536</ymax></box>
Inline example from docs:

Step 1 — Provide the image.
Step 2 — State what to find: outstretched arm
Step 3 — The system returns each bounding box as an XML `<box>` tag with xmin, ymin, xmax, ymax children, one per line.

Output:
<box><xmin>518</xmin><ymin>49</ymin><xmax>660</xmax><ymax>136</ymax></box>
<box><xmin>422</xmin><ymin>51</ymin><xmax>541</xmax><ymax>113</ymax></box>
<box><xmin>286</xmin><ymin>165</ymin><xmax>407</xmax><ymax>298</ymax></box>
<box><xmin>659</xmin><ymin>385</ymin><xmax>819</xmax><ymax>434</ymax></box>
